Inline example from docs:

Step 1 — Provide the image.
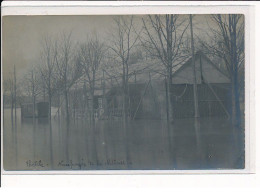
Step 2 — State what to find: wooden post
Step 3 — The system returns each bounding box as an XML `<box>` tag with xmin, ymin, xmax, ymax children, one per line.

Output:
<box><xmin>102</xmin><ymin>70</ymin><xmax>106</xmax><ymax>111</ymax></box>
<box><xmin>83</xmin><ymin>79</ymin><xmax>87</xmax><ymax>118</ymax></box>
<box><xmin>134</xmin><ymin>71</ymin><xmax>137</xmax><ymax>84</ymax></box>
<box><xmin>199</xmin><ymin>54</ymin><xmax>204</xmax><ymax>83</ymax></box>
<box><xmin>190</xmin><ymin>15</ymin><xmax>200</xmax><ymax>118</ymax></box>
<box><xmin>43</xmin><ymin>86</ymin><xmax>46</xmax><ymax>101</ymax></box>
<box><xmin>133</xmin><ymin>80</ymin><xmax>150</xmax><ymax>120</ymax></box>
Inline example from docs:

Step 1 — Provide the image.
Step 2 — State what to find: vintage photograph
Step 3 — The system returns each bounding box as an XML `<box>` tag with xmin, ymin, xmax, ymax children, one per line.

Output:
<box><xmin>2</xmin><ymin>14</ymin><xmax>245</xmax><ymax>171</ymax></box>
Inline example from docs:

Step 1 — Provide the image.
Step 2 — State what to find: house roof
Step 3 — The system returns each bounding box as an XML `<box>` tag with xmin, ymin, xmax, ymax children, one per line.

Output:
<box><xmin>70</xmin><ymin>51</ymin><xmax>230</xmax><ymax>94</ymax></box>
<box><xmin>172</xmin><ymin>51</ymin><xmax>230</xmax><ymax>84</ymax></box>
<box><xmin>173</xmin><ymin>51</ymin><xmax>228</xmax><ymax>77</ymax></box>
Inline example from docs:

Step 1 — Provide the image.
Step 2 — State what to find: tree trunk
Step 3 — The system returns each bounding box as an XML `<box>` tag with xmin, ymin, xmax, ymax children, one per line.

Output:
<box><xmin>90</xmin><ymin>88</ymin><xmax>98</xmax><ymax>165</ymax></box>
<box><xmin>64</xmin><ymin>90</ymin><xmax>70</xmax><ymax>124</ymax></box>
<box><xmin>166</xmin><ymin>72</ymin><xmax>176</xmax><ymax>166</ymax></box>
<box><xmin>167</xmin><ymin>71</ymin><xmax>173</xmax><ymax>123</ymax></box>
<box><xmin>90</xmin><ymin>90</ymin><xmax>94</xmax><ymax>123</ymax></box>
<box><xmin>122</xmin><ymin>63</ymin><xmax>130</xmax><ymax>167</ymax></box>
<box><xmin>48</xmin><ymin>93</ymin><xmax>52</xmax><ymax>122</ymax></box>
<box><xmin>43</xmin><ymin>87</ymin><xmax>46</xmax><ymax>101</ymax></box>
<box><xmin>33</xmin><ymin>95</ymin><xmax>36</xmax><ymax>120</ymax></box>
<box><xmin>48</xmin><ymin>92</ymin><xmax>53</xmax><ymax>167</ymax></box>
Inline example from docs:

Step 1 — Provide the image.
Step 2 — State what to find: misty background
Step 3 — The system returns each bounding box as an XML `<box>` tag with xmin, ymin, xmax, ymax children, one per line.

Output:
<box><xmin>3</xmin><ymin>15</ymin><xmax>210</xmax><ymax>79</ymax></box>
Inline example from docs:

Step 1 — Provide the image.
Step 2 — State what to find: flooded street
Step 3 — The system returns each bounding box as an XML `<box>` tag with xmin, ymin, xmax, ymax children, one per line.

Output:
<box><xmin>3</xmin><ymin>108</ymin><xmax>243</xmax><ymax>171</ymax></box>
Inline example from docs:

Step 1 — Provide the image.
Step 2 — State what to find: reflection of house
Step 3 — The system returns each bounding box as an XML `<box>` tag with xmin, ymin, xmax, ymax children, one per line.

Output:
<box><xmin>171</xmin><ymin>51</ymin><xmax>231</xmax><ymax>118</ymax></box>
<box><xmin>21</xmin><ymin>102</ymin><xmax>49</xmax><ymax>118</ymax></box>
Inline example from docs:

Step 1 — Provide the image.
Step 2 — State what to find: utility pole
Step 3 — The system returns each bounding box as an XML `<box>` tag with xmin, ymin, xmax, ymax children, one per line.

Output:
<box><xmin>190</xmin><ymin>15</ymin><xmax>199</xmax><ymax>118</ymax></box>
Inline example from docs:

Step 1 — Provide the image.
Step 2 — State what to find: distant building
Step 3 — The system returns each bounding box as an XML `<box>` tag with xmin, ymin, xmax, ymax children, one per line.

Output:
<box><xmin>21</xmin><ymin>102</ymin><xmax>49</xmax><ymax>118</ymax></box>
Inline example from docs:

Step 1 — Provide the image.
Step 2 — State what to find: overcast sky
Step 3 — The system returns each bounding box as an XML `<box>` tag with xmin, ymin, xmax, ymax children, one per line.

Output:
<box><xmin>2</xmin><ymin>15</ymin><xmax>213</xmax><ymax>80</ymax></box>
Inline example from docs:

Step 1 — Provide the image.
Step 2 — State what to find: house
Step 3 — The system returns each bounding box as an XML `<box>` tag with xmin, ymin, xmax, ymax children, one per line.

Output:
<box><xmin>104</xmin><ymin>51</ymin><xmax>232</xmax><ymax>119</ymax></box>
<box><xmin>66</xmin><ymin>51</ymin><xmax>231</xmax><ymax>120</ymax></box>
<box><xmin>171</xmin><ymin>51</ymin><xmax>231</xmax><ymax>118</ymax></box>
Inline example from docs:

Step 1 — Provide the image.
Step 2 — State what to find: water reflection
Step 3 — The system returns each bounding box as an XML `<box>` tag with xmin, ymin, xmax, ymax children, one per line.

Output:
<box><xmin>3</xmin><ymin>108</ymin><xmax>244</xmax><ymax>170</ymax></box>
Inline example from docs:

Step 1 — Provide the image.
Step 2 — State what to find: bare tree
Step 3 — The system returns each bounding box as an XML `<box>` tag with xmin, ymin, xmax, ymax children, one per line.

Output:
<box><xmin>38</xmin><ymin>35</ymin><xmax>58</xmax><ymax>122</ymax></box>
<box><xmin>23</xmin><ymin>68</ymin><xmax>41</xmax><ymax>119</ymax></box>
<box><xmin>202</xmin><ymin>14</ymin><xmax>244</xmax><ymax>129</ymax></box>
<box><xmin>141</xmin><ymin>15</ymin><xmax>189</xmax><ymax>126</ymax></box>
<box><xmin>77</xmin><ymin>37</ymin><xmax>105</xmax><ymax>122</ymax></box>
<box><xmin>54</xmin><ymin>31</ymin><xmax>82</xmax><ymax>123</ymax></box>
<box><xmin>109</xmin><ymin>16</ymin><xmax>140</xmax><ymax>123</ymax></box>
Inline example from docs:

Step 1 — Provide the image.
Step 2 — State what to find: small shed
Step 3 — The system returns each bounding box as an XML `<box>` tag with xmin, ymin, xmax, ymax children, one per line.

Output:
<box><xmin>21</xmin><ymin>102</ymin><xmax>49</xmax><ymax>118</ymax></box>
<box><xmin>171</xmin><ymin>51</ymin><xmax>231</xmax><ymax>118</ymax></box>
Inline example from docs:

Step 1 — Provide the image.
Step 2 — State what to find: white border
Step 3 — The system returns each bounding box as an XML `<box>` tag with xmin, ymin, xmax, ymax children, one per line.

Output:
<box><xmin>1</xmin><ymin>1</ymin><xmax>255</xmax><ymax>178</ymax></box>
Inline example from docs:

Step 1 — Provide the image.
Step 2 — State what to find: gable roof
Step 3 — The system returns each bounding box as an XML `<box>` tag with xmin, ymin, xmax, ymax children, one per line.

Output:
<box><xmin>173</xmin><ymin>51</ymin><xmax>227</xmax><ymax>77</ymax></box>
<box><xmin>172</xmin><ymin>51</ymin><xmax>230</xmax><ymax>84</ymax></box>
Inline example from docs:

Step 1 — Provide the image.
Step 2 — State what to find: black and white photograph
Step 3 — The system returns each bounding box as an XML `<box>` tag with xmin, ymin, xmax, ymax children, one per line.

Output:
<box><xmin>2</xmin><ymin>12</ymin><xmax>246</xmax><ymax>171</ymax></box>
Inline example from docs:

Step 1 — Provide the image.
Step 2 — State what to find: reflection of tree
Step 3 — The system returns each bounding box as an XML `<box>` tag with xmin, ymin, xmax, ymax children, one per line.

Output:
<box><xmin>3</xmin><ymin>66</ymin><xmax>19</xmax><ymax>131</ymax></box>
<box><xmin>3</xmin><ymin>77</ymin><xmax>14</xmax><ymax>122</ymax></box>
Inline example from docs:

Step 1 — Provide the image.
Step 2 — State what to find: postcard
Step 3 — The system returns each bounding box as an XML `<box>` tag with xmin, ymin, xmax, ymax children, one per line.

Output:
<box><xmin>1</xmin><ymin>2</ymin><xmax>254</xmax><ymax>174</ymax></box>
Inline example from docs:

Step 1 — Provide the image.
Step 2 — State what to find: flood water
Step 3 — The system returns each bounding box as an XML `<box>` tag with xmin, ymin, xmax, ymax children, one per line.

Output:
<box><xmin>3</xmin><ymin>108</ymin><xmax>244</xmax><ymax>171</ymax></box>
